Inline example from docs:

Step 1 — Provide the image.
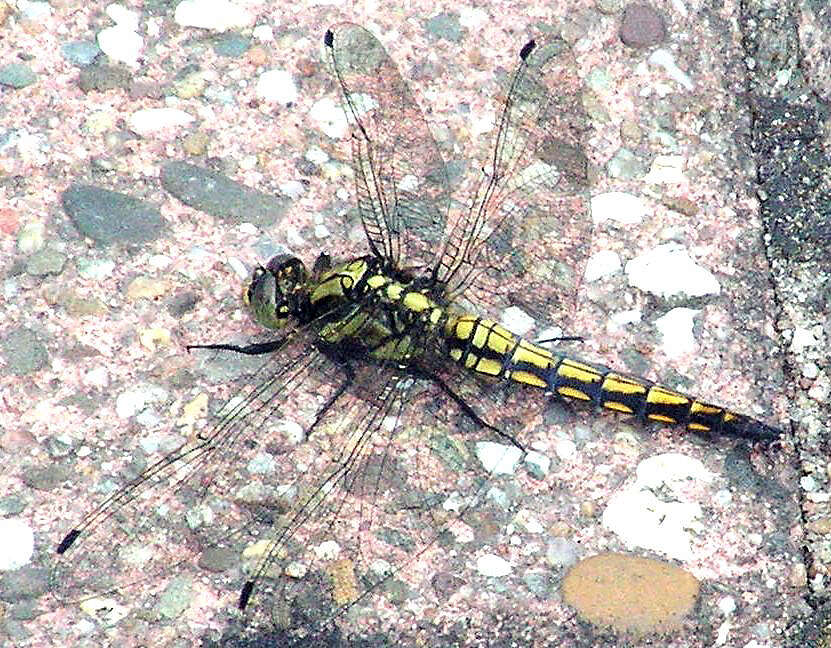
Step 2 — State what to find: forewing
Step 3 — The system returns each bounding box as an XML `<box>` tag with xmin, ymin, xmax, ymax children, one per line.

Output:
<box><xmin>437</xmin><ymin>35</ymin><xmax>591</xmax><ymax>331</ymax></box>
<box><xmin>325</xmin><ymin>23</ymin><xmax>451</xmax><ymax>275</ymax></box>
<box><xmin>50</xmin><ymin>333</ymin><xmax>353</xmax><ymax>619</ymax></box>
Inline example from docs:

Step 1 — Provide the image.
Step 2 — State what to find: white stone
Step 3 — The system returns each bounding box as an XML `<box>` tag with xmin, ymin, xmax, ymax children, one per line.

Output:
<box><xmin>79</xmin><ymin>597</ymin><xmax>129</xmax><ymax>626</ymax></box>
<box><xmin>655</xmin><ymin>307</ymin><xmax>699</xmax><ymax>358</ymax></box>
<box><xmin>18</xmin><ymin>1</ymin><xmax>52</xmax><ymax>20</ymax></box>
<box><xmin>602</xmin><ymin>452</ymin><xmax>715</xmax><ymax>561</ymax></box>
<box><xmin>174</xmin><ymin>0</ymin><xmax>254</xmax><ymax>31</ymax></box>
<box><xmin>305</xmin><ymin>145</ymin><xmax>329</xmax><ymax>164</ymax></box>
<box><xmin>470</xmin><ymin>110</ymin><xmax>496</xmax><ymax>138</ymax></box>
<box><xmin>501</xmin><ymin>306</ymin><xmax>535</xmax><ymax>336</ymax></box>
<box><xmin>106</xmin><ymin>3</ymin><xmax>140</xmax><ymax>30</ymax></box>
<box><xmin>275</xmin><ymin>419</ymin><xmax>305</xmax><ymax>445</ymax></box>
<box><xmin>718</xmin><ymin>595</ymin><xmax>736</xmax><ymax>615</ymax></box>
<box><xmin>115</xmin><ymin>384</ymin><xmax>168</xmax><ymax>419</ymax></box>
<box><xmin>649</xmin><ymin>49</ymin><xmax>694</xmax><ymax>90</ymax></box>
<box><xmin>0</xmin><ymin>519</ymin><xmax>34</xmax><ymax>570</ymax></box>
<box><xmin>314</xmin><ymin>540</ymin><xmax>340</xmax><ymax>560</ymax></box>
<box><xmin>475</xmin><ymin>441</ymin><xmax>523</xmax><ymax>475</ymax></box>
<box><xmin>591</xmin><ymin>191</ymin><xmax>646</xmax><ymax>225</ymax></box>
<box><xmin>636</xmin><ymin>453</ymin><xmax>714</xmax><ymax>488</ymax></box>
<box><xmin>554</xmin><ymin>438</ymin><xmax>576</xmax><ymax>460</ymax></box>
<box><xmin>643</xmin><ymin>155</ymin><xmax>686</xmax><ymax>184</ymax></box>
<box><xmin>83</xmin><ymin>366</ymin><xmax>110</xmax><ymax>389</ymax></box>
<box><xmin>97</xmin><ymin>25</ymin><xmax>143</xmax><ymax>67</ymax></box>
<box><xmin>607</xmin><ymin>309</ymin><xmax>642</xmax><ymax>333</ymax></box>
<box><xmin>252</xmin><ymin>24</ymin><xmax>274</xmax><ymax>42</ymax></box>
<box><xmin>256</xmin><ymin>69</ymin><xmax>298</xmax><ymax>105</ymax></box>
<box><xmin>247</xmin><ymin>452</ymin><xmax>277</xmax><ymax>475</ymax></box>
<box><xmin>625</xmin><ymin>243</ymin><xmax>720</xmax><ymax>298</ymax></box>
<box><xmin>475</xmin><ymin>553</ymin><xmax>513</xmax><ymax>577</ymax></box>
<box><xmin>584</xmin><ymin>249</ymin><xmax>621</xmax><ymax>281</ymax></box>
<box><xmin>524</xmin><ymin>450</ymin><xmax>551</xmax><ymax>475</ymax></box>
<box><xmin>513</xmin><ymin>509</ymin><xmax>544</xmax><ymax>534</ymax></box>
<box><xmin>790</xmin><ymin>326</ymin><xmax>818</xmax><ymax>353</ymax></box>
<box><xmin>459</xmin><ymin>6</ymin><xmax>488</xmax><ymax>28</ymax></box>
<box><xmin>279</xmin><ymin>180</ymin><xmax>305</xmax><ymax>199</ymax></box>
<box><xmin>284</xmin><ymin>561</ymin><xmax>308</xmax><ymax>578</ymax></box>
<box><xmin>128</xmin><ymin>108</ymin><xmax>194</xmax><ymax>136</ymax></box>
<box><xmin>309</xmin><ymin>97</ymin><xmax>349</xmax><ymax>139</ymax></box>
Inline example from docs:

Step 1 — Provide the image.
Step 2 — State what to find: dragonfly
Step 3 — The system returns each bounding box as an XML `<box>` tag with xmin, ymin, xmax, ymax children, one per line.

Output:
<box><xmin>53</xmin><ymin>22</ymin><xmax>783</xmax><ymax>642</ymax></box>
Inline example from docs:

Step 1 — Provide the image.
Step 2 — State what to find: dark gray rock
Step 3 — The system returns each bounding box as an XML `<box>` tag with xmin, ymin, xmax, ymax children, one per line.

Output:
<box><xmin>62</xmin><ymin>184</ymin><xmax>165</xmax><ymax>245</ymax></box>
<box><xmin>161</xmin><ymin>161</ymin><xmax>289</xmax><ymax>227</ymax></box>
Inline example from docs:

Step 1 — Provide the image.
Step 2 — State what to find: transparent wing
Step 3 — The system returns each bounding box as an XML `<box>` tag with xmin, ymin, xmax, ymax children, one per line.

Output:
<box><xmin>325</xmin><ymin>23</ymin><xmax>451</xmax><ymax>276</ymax></box>
<box><xmin>436</xmin><ymin>35</ymin><xmax>591</xmax><ymax>329</ymax></box>
<box><xmin>50</xmin><ymin>323</ymin><xmax>523</xmax><ymax>639</ymax></box>
<box><xmin>50</xmin><ymin>332</ymin><xmax>352</xmax><ymax>612</ymax></box>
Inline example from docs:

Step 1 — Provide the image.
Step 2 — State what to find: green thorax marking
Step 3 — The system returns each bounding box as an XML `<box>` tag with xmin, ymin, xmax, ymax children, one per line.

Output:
<box><xmin>308</xmin><ymin>256</ymin><xmax>449</xmax><ymax>362</ymax></box>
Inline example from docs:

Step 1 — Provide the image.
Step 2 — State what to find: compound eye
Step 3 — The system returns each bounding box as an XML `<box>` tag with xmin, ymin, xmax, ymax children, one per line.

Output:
<box><xmin>243</xmin><ymin>267</ymin><xmax>267</xmax><ymax>307</ymax></box>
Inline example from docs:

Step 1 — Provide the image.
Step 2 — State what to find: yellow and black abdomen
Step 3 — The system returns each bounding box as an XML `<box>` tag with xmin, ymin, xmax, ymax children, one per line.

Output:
<box><xmin>444</xmin><ymin>314</ymin><xmax>780</xmax><ymax>441</ymax></box>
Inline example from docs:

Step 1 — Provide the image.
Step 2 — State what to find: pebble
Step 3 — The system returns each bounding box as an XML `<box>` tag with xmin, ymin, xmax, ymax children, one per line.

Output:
<box><xmin>25</xmin><ymin>248</ymin><xmax>66</xmax><ymax>276</ymax></box>
<box><xmin>1</xmin><ymin>327</ymin><xmax>48</xmax><ymax>375</ymax></box>
<box><xmin>0</xmin><ymin>63</ymin><xmax>37</xmax><ymax>89</ymax></box>
<box><xmin>256</xmin><ymin>69</ymin><xmax>298</xmax><ymax>105</ymax></box>
<box><xmin>174</xmin><ymin>0</ymin><xmax>254</xmax><ymax>31</ymax></box>
<box><xmin>475</xmin><ymin>441</ymin><xmax>523</xmax><ymax>475</ymax></box>
<box><xmin>197</xmin><ymin>546</ymin><xmax>238</xmax><ymax>572</ymax></box>
<box><xmin>643</xmin><ymin>154</ymin><xmax>686</xmax><ymax>184</ymax></box>
<box><xmin>590</xmin><ymin>191</ymin><xmax>646</xmax><ymax>225</ymax></box>
<box><xmin>279</xmin><ymin>180</ymin><xmax>305</xmax><ymax>199</ymax></box>
<box><xmin>16</xmin><ymin>221</ymin><xmax>45</xmax><ymax>254</ymax></box>
<box><xmin>61</xmin><ymin>40</ymin><xmax>101</xmax><ymax>66</ymax></box>
<box><xmin>562</xmin><ymin>553</ymin><xmax>699</xmax><ymax>633</ymax></box>
<box><xmin>160</xmin><ymin>160</ymin><xmax>290</xmax><ymax>227</ymax></box>
<box><xmin>524</xmin><ymin>450</ymin><xmax>550</xmax><ymax>479</ymax></box>
<box><xmin>545</xmin><ymin>536</ymin><xmax>579</xmax><ymax>569</ymax></box>
<box><xmin>97</xmin><ymin>24</ymin><xmax>143</xmax><ymax>66</ymax></box>
<box><xmin>62</xmin><ymin>184</ymin><xmax>165</xmax><ymax>245</ymax></box>
<box><xmin>18</xmin><ymin>1</ymin><xmax>49</xmax><ymax>19</ymax></box>
<box><xmin>127</xmin><ymin>107</ymin><xmax>195</xmax><ymax>136</ymax></box>
<box><xmin>625</xmin><ymin>243</ymin><xmax>720</xmax><ymax>298</ymax></box>
<box><xmin>602</xmin><ymin>453</ymin><xmax>714</xmax><ymax>561</ymax></box>
<box><xmin>181</xmin><ymin>130</ymin><xmax>209</xmax><ymax>155</ymax></box>
<box><xmin>22</xmin><ymin>465</ymin><xmax>69</xmax><ymax>492</ymax></box>
<box><xmin>619</xmin><ymin>3</ymin><xmax>667</xmax><ymax>48</ymax></box>
<box><xmin>0</xmin><ymin>566</ymin><xmax>50</xmax><ymax>602</ymax></box>
<box><xmin>76</xmin><ymin>257</ymin><xmax>115</xmax><ymax>280</ymax></box>
<box><xmin>155</xmin><ymin>576</ymin><xmax>193</xmax><ymax>619</ymax></box>
<box><xmin>79</xmin><ymin>597</ymin><xmax>129</xmax><ymax>626</ymax></box>
<box><xmin>654</xmin><ymin>307</ymin><xmax>699</xmax><ymax>358</ymax></box>
<box><xmin>124</xmin><ymin>277</ymin><xmax>168</xmax><ymax>301</ymax></box>
<box><xmin>212</xmin><ymin>32</ymin><xmax>250</xmax><ymax>57</ymax></box>
<box><xmin>500</xmin><ymin>306</ymin><xmax>535</xmax><ymax>336</ymax></box>
<box><xmin>424</xmin><ymin>12</ymin><xmax>464</xmax><ymax>42</ymax></box>
<box><xmin>649</xmin><ymin>49</ymin><xmax>694</xmax><ymax>91</ymax></box>
<box><xmin>606</xmin><ymin>148</ymin><xmax>646</xmax><ymax>180</ymax></box>
<box><xmin>0</xmin><ymin>519</ymin><xmax>34</xmax><ymax>570</ymax></box>
<box><xmin>584</xmin><ymin>249</ymin><xmax>621</xmax><ymax>282</ymax></box>
<box><xmin>77</xmin><ymin>63</ymin><xmax>131</xmax><ymax>93</ymax></box>
<box><xmin>172</xmin><ymin>70</ymin><xmax>206</xmax><ymax>99</ymax></box>
<box><xmin>115</xmin><ymin>384</ymin><xmax>169</xmax><ymax>419</ymax></box>
<box><xmin>247</xmin><ymin>452</ymin><xmax>277</xmax><ymax>475</ymax></box>
<box><xmin>475</xmin><ymin>553</ymin><xmax>512</xmax><ymax>577</ymax></box>
<box><xmin>0</xmin><ymin>495</ymin><xmax>25</xmax><ymax>516</ymax></box>
<box><xmin>309</xmin><ymin>97</ymin><xmax>349</xmax><ymax>139</ymax></box>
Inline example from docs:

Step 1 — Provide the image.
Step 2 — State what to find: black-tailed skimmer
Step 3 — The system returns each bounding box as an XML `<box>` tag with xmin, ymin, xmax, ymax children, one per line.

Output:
<box><xmin>54</xmin><ymin>22</ymin><xmax>783</xmax><ymax>643</ymax></box>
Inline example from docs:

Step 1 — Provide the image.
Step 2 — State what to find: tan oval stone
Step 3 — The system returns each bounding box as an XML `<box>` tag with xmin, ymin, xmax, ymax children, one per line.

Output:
<box><xmin>562</xmin><ymin>552</ymin><xmax>699</xmax><ymax>635</ymax></box>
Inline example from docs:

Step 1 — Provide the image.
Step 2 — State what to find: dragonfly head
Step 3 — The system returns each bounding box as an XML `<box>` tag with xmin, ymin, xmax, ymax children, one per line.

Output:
<box><xmin>243</xmin><ymin>254</ymin><xmax>309</xmax><ymax>329</ymax></box>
